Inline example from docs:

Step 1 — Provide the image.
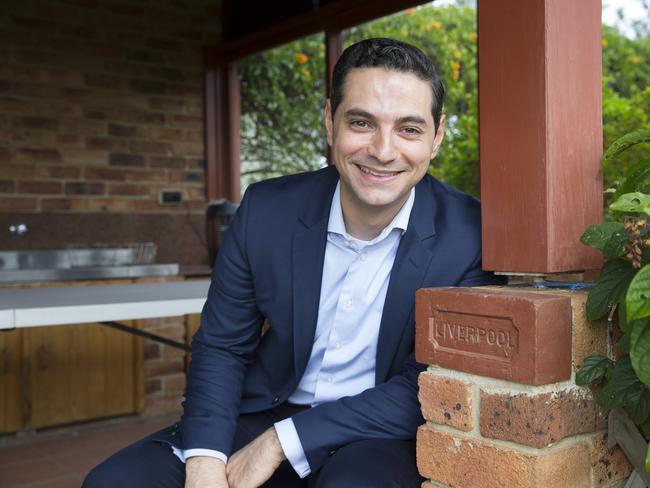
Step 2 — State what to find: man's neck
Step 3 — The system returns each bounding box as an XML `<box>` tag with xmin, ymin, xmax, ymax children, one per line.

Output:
<box><xmin>340</xmin><ymin>192</ymin><xmax>408</xmax><ymax>241</ymax></box>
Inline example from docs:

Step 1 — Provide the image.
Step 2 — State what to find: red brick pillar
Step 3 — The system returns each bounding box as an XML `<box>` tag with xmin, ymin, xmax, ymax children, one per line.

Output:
<box><xmin>415</xmin><ymin>287</ymin><xmax>631</xmax><ymax>487</ymax></box>
<box><xmin>415</xmin><ymin>0</ymin><xmax>616</xmax><ymax>484</ymax></box>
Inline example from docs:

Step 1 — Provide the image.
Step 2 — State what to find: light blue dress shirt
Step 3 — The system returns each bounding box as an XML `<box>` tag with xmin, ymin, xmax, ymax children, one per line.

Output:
<box><xmin>177</xmin><ymin>182</ymin><xmax>415</xmax><ymax>476</ymax></box>
<box><xmin>275</xmin><ymin>182</ymin><xmax>414</xmax><ymax>477</ymax></box>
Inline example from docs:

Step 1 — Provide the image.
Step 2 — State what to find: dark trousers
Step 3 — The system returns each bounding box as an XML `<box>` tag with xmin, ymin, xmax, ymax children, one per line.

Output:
<box><xmin>83</xmin><ymin>403</ymin><xmax>422</xmax><ymax>488</ymax></box>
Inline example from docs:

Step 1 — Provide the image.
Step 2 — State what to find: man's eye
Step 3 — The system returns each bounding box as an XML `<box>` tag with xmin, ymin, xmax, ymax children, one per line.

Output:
<box><xmin>402</xmin><ymin>127</ymin><xmax>422</xmax><ymax>135</ymax></box>
<box><xmin>351</xmin><ymin>120</ymin><xmax>369</xmax><ymax>128</ymax></box>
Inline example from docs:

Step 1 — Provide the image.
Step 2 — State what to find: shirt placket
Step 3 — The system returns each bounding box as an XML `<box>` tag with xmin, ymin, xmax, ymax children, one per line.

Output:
<box><xmin>313</xmin><ymin>239</ymin><xmax>364</xmax><ymax>402</ymax></box>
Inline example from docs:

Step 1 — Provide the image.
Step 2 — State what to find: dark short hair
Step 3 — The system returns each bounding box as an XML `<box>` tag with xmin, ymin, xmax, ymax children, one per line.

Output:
<box><xmin>330</xmin><ymin>38</ymin><xmax>445</xmax><ymax>131</ymax></box>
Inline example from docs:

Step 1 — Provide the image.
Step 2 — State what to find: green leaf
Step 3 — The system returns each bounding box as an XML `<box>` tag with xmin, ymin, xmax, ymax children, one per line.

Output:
<box><xmin>641</xmin><ymin>416</ymin><xmax>650</xmax><ymax>439</ymax></box>
<box><xmin>576</xmin><ymin>354</ymin><xmax>613</xmax><ymax>385</ymax></box>
<box><xmin>631</xmin><ymin>317</ymin><xmax>650</xmax><ymax>388</ymax></box>
<box><xmin>587</xmin><ymin>259</ymin><xmax>637</xmax><ymax>320</ymax></box>
<box><xmin>603</xmin><ymin>129</ymin><xmax>650</xmax><ymax>163</ymax></box>
<box><xmin>597</xmin><ymin>357</ymin><xmax>640</xmax><ymax>410</ymax></box>
<box><xmin>618</xmin><ymin>332</ymin><xmax>631</xmax><ymax>353</ymax></box>
<box><xmin>610</xmin><ymin>192</ymin><xmax>650</xmax><ymax>215</ymax></box>
<box><xmin>603</xmin><ymin>229</ymin><xmax>629</xmax><ymax>258</ymax></box>
<box><xmin>628</xmin><ymin>265</ymin><xmax>650</xmax><ymax>322</ymax></box>
<box><xmin>620</xmin><ymin>305</ymin><xmax>630</xmax><ymax>333</ymax></box>
<box><xmin>615</xmin><ymin>159</ymin><xmax>650</xmax><ymax>198</ymax></box>
<box><xmin>598</xmin><ymin>383</ymin><xmax>626</xmax><ymax>410</ymax></box>
<box><xmin>646</xmin><ymin>444</ymin><xmax>650</xmax><ymax>473</ymax></box>
<box><xmin>624</xmin><ymin>385</ymin><xmax>650</xmax><ymax>424</ymax></box>
<box><xmin>580</xmin><ymin>222</ymin><xmax>626</xmax><ymax>251</ymax></box>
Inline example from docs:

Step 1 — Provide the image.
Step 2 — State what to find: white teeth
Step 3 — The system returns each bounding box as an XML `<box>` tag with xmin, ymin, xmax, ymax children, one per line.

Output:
<box><xmin>358</xmin><ymin>166</ymin><xmax>397</xmax><ymax>177</ymax></box>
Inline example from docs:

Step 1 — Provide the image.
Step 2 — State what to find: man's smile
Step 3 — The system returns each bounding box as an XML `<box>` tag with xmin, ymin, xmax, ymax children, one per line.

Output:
<box><xmin>355</xmin><ymin>164</ymin><xmax>404</xmax><ymax>179</ymax></box>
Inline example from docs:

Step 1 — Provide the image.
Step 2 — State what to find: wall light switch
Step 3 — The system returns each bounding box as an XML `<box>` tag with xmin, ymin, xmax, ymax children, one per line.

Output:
<box><xmin>159</xmin><ymin>190</ymin><xmax>183</xmax><ymax>204</ymax></box>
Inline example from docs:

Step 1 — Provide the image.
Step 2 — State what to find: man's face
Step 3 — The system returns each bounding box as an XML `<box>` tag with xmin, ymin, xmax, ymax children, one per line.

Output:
<box><xmin>325</xmin><ymin>67</ymin><xmax>444</xmax><ymax>219</ymax></box>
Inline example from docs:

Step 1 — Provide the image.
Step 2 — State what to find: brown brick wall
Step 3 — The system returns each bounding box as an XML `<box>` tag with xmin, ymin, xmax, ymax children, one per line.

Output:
<box><xmin>142</xmin><ymin>315</ymin><xmax>189</xmax><ymax>415</ymax></box>
<box><xmin>0</xmin><ymin>0</ymin><xmax>221</xmax><ymax>265</ymax></box>
<box><xmin>416</xmin><ymin>288</ymin><xmax>632</xmax><ymax>488</ymax></box>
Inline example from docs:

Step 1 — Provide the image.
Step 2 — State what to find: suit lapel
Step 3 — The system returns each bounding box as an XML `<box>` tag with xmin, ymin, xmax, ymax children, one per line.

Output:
<box><xmin>375</xmin><ymin>179</ymin><xmax>438</xmax><ymax>382</ymax></box>
<box><xmin>292</xmin><ymin>168</ymin><xmax>338</xmax><ymax>381</ymax></box>
<box><xmin>290</xmin><ymin>171</ymin><xmax>442</xmax><ymax>384</ymax></box>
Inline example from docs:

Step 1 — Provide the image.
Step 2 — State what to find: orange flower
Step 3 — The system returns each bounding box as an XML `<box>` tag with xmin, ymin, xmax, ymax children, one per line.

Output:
<box><xmin>404</xmin><ymin>7</ymin><xmax>416</xmax><ymax>16</ymax></box>
<box><xmin>425</xmin><ymin>20</ymin><xmax>442</xmax><ymax>31</ymax></box>
<box><xmin>451</xmin><ymin>61</ymin><xmax>461</xmax><ymax>81</ymax></box>
<box><xmin>294</xmin><ymin>52</ymin><xmax>309</xmax><ymax>65</ymax></box>
<box><xmin>601</xmin><ymin>38</ymin><xmax>609</xmax><ymax>47</ymax></box>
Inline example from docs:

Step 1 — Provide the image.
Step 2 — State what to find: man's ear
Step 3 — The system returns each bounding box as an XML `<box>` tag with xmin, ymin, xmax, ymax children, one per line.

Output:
<box><xmin>324</xmin><ymin>99</ymin><xmax>333</xmax><ymax>147</ymax></box>
<box><xmin>430</xmin><ymin>113</ymin><xmax>446</xmax><ymax>160</ymax></box>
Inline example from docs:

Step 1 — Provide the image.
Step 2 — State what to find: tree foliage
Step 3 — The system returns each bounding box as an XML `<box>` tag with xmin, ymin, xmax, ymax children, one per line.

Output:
<box><xmin>237</xmin><ymin>33</ymin><xmax>326</xmax><ymax>190</ymax></box>
<box><xmin>237</xmin><ymin>3</ymin><xmax>650</xmax><ymax>199</ymax></box>
<box><xmin>602</xmin><ymin>23</ymin><xmax>650</xmax><ymax>202</ymax></box>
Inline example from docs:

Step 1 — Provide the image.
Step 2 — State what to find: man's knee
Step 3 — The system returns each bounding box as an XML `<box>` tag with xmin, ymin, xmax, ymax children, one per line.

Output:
<box><xmin>82</xmin><ymin>426</ymin><xmax>184</xmax><ymax>488</ymax></box>
<box><xmin>83</xmin><ymin>458</ymin><xmax>126</xmax><ymax>488</ymax></box>
<box><xmin>83</xmin><ymin>446</ymin><xmax>184</xmax><ymax>488</ymax></box>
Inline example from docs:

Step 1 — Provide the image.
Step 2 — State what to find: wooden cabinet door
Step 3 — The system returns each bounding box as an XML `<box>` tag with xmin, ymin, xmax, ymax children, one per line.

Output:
<box><xmin>27</xmin><ymin>321</ymin><xmax>142</xmax><ymax>429</ymax></box>
<box><xmin>0</xmin><ymin>329</ymin><xmax>25</xmax><ymax>432</ymax></box>
<box><xmin>0</xmin><ymin>279</ymin><xmax>144</xmax><ymax>433</ymax></box>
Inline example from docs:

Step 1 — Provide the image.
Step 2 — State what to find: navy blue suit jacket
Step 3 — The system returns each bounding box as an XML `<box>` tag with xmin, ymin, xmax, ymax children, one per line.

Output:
<box><xmin>179</xmin><ymin>165</ymin><xmax>501</xmax><ymax>471</ymax></box>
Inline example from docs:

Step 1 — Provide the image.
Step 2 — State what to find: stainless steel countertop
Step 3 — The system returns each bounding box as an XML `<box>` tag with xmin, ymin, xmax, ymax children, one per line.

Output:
<box><xmin>0</xmin><ymin>264</ymin><xmax>180</xmax><ymax>284</ymax></box>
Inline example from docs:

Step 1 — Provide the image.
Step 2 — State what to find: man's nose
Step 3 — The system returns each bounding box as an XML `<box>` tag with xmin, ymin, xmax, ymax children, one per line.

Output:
<box><xmin>369</xmin><ymin>128</ymin><xmax>397</xmax><ymax>164</ymax></box>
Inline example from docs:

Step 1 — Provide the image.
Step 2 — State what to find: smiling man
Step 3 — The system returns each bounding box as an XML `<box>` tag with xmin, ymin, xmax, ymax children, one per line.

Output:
<box><xmin>326</xmin><ymin>66</ymin><xmax>444</xmax><ymax>241</ymax></box>
<box><xmin>84</xmin><ymin>38</ymin><xmax>502</xmax><ymax>488</ymax></box>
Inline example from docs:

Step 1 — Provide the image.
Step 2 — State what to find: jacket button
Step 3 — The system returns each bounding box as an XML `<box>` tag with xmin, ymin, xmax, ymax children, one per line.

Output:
<box><xmin>272</xmin><ymin>395</ymin><xmax>280</xmax><ymax>404</ymax></box>
<box><xmin>328</xmin><ymin>449</ymin><xmax>336</xmax><ymax>456</ymax></box>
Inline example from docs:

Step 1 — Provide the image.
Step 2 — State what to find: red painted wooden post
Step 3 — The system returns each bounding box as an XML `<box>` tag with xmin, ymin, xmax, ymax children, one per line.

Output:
<box><xmin>478</xmin><ymin>0</ymin><xmax>603</xmax><ymax>273</ymax></box>
<box><xmin>227</xmin><ymin>64</ymin><xmax>241</xmax><ymax>202</ymax></box>
<box><xmin>204</xmin><ymin>51</ymin><xmax>241</xmax><ymax>202</ymax></box>
<box><xmin>325</xmin><ymin>30</ymin><xmax>342</xmax><ymax>98</ymax></box>
<box><xmin>204</xmin><ymin>48</ymin><xmax>220</xmax><ymax>202</ymax></box>
<box><xmin>325</xmin><ymin>30</ymin><xmax>343</xmax><ymax>165</ymax></box>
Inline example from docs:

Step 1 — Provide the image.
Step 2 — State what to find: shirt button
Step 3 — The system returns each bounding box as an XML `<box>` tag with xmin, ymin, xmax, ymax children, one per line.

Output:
<box><xmin>345</xmin><ymin>299</ymin><xmax>353</xmax><ymax>309</ymax></box>
<box><xmin>360</xmin><ymin>252</ymin><xmax>367</xmax><ymax>261</ymax></box>
<box><xmin>334</xmin><ymin>341</ymin><xmax>341</xmax><ymax>349</ymax></box>
<box><xmin>327</xmin><ymin>375</ymin><xmax>333</xmax><ymax>383</ymax></box>
<box><xmin>272</xmin><ymin>395</ymin><xmax>279</xmax><ymax>404</ymax></box>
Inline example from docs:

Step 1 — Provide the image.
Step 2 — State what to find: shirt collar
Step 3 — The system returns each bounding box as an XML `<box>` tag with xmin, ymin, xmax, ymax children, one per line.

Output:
<box><xmin>328</xmin><ymin>182</ymin><xmax>415</xmax><ymax>244</ymax></box>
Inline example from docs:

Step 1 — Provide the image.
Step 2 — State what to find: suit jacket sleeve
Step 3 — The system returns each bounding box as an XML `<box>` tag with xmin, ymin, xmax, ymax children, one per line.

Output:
<box><xmin>291</xmin><ymin>251</ymin><xmax>504</xmax><ymax>472</ymax></box>
<box><xmin>179</xmin><ymin>188</ymin><xmax>264</xmax><ymax>455</ymax></box>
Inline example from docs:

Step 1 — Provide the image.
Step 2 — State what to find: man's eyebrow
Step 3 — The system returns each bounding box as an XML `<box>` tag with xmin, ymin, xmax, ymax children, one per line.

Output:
<box><xmin>343</xmin><ymin>108</ymin><xmax>429</xmax><ymax>127</ymax></box>
<box><xmin>396</xmin><ymin>115</ymin><xmax>428</xmax><ymax>126</ymax></box>
<box><xmin>343</xmin><ymin>108</ymin><xmax>374</xmax><ymax>119</ymax></box>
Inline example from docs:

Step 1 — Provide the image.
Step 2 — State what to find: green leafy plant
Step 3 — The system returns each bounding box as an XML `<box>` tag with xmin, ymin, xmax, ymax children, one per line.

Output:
<box><xmin>576</xmin><ymin>129</ymin><xmax>650</xmax><ymax>469</ymax></box>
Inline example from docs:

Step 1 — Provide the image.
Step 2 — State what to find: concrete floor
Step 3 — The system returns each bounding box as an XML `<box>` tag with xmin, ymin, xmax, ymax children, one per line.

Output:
<box><xmin>0</xmin><ymin>413</ymin><xmax>179</xmax><ymax>488</ymax></box>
